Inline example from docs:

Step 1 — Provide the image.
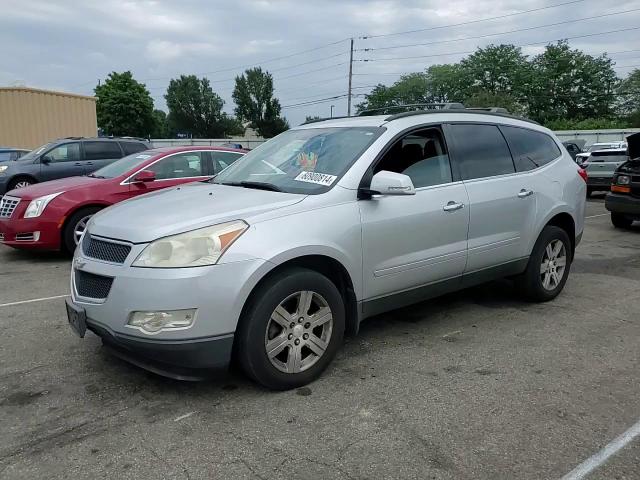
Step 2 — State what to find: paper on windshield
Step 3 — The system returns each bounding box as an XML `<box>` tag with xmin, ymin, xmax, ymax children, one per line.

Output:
<box><xmin>294</xmin><ymin>171</ymin><xmax>337</xmax><ymax>186</ymax></box>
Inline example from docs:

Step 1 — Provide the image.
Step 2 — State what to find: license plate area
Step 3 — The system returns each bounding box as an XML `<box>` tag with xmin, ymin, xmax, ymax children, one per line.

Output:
<box><xmin>66</xmin><ymin>298</ymin><xmax>87</xmax><ymax>338</ymax></box>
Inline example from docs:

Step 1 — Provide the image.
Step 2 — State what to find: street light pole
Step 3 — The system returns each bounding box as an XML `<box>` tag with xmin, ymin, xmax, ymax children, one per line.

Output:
<box><xmin>330</xmin><ymin>105</ymin><xmax>335</xmax><ymax>118</ymax></box>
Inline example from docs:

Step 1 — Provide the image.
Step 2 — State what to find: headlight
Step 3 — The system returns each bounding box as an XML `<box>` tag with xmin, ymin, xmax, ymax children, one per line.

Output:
<box><xmin>0</xmin><ymin>165</ymin><xmax>8</xmax><ymax>175</ymax></box>
<box><xmin>132</xmin><ymin>220</ymin><xmax>248</xmax><ymax>268</ymax></box>
<box><xmin>24</xmin><ymin>192</ymin><xmax>65</xmax><ymax>218</ymax></box>
<box><xmin>616</xmin><ymin>175</ymin><xmax>631</xmax><ymax>185</ymax></box>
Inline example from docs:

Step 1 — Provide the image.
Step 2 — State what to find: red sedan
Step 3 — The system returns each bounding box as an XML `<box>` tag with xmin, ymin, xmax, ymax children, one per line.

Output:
<box><xmin>0</xmin><ymin>146</ymin><xmax>246</xmax><ymax>252</ymax></box>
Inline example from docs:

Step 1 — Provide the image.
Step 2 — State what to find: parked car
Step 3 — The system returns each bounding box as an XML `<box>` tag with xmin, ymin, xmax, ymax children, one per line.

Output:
<box><xmin>583</xmin><ymin>148</ymin><xmax>629</xmax><ymax>196</ymax></box>
<box><xmin>575</xmin><ymin>141</ymin><xmax>627</xmax><ymax>166</ymax></box>
<box><xmin>562</xmin><ymin>140</ymin><xmax>585</xmax><ymax>161</ymax></box>
<box><xmin>605</xmin><ymin>132</ymin><xmax>640</xmax><ymax>228</ymax></box>
<box><xmin>0</xmin><ymin>137</ymin><xmax>150</xmax><ymax>196</ymax></box>
<box><xmin>0</xmin><ymin>147</ymin><xmax>31</xmax><ymax>162</ymax></box>
<box><xmin>65</xmin><ymin>106</ymin><xmax>586</xmax><ymax>390</ymax></box>
<box><xmin>0</xmin><ymin>146</ymin><xmax>246</xmax><ymax>252</ymax></box>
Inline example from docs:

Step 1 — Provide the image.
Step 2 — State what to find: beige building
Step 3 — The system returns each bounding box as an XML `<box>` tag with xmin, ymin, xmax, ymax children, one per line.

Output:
<box><xmin>0</xmin><ymin>87</ymin><xmax>97</xmax><ymax>149</ymax></box>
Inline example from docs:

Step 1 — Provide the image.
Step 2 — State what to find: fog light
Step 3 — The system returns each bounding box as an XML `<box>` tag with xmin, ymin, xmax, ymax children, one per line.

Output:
<box><xmin>127</xmin><ymin>309</ymin><xmax>197</xmax><ymax>334</ymax></box>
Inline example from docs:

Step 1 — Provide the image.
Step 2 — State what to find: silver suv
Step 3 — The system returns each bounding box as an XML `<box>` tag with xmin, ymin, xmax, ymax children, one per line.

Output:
<box><xmin>66</xmin><ymin>107</ymin><xmax>587</xmax><ymax>390</ymax></box>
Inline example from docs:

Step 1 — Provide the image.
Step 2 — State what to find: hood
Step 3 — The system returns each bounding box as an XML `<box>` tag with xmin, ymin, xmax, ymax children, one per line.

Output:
<box><xmin>627</xmin><ymin>132</ymin><xmax>640</xmax><ymax>160</ymax></box>
<box><xmin>89</xmin><ymin>182</ymin><xmax>306</xmax><ymax>243</ymax></box>
<box><xmin>7</xmin><ymin>176</ymin><xmax>104</xmax><ymax>200</ymax></box>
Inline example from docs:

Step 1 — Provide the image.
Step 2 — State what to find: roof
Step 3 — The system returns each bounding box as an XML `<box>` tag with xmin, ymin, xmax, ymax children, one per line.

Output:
<box><xmin>146</xmin><ymin>145</ymin><xmax>248</xmax><ymax>155</ymax></box>
<box><xmin>295</xmin><ymin>111</ymin><xmax>545</xmax><ymax>131</ymax></box>
<box><xmin>0</xmin><ymin>86</ymin><xmax>96</xmax><ymax>101</ymax></box>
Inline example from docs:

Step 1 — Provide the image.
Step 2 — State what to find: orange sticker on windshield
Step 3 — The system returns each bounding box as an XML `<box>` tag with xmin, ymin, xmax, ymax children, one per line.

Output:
<box><xmin>297</xmin><ymin>151</ymin><xmax>318</xmax><ymax>171</ymax></box>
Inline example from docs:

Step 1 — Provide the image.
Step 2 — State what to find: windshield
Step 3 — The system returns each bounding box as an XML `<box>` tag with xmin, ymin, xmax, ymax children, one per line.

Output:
<box><xmin>18</xmin><ymin>143</ymin><xmax>52</xmax><ymax>161</ymax></box>
<box><xmin>213</xmin><ymin>127</ymin><xmax>384</xmax><ymax>194</ymax></box>
<box><xmin>91</xmin><ymin>152</ymin><xmax>156</xmax><ymax>178</ymax></box>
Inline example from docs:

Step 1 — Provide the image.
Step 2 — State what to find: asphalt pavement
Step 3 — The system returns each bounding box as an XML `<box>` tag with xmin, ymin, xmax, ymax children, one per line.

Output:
<box><xmin>0</xmin><ymin>197</ymin><xmax>638</xmax><ymax>479</ymax></box>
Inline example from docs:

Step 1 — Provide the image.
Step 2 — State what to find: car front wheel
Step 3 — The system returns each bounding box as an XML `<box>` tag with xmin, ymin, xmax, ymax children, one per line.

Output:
<box><xmin>62</xmin><ymin>207</ymin><xmax>102</xmax><ymax>253</ymax></box>
<box><xmin>611</xmin><ymin>213</ymin><xmax>633</xmax><ymax>229</ymax></box>
<box><xmin>237</xmin><ymin>267</ymin><xmax>345</xmax><ymax>390</ymax></box>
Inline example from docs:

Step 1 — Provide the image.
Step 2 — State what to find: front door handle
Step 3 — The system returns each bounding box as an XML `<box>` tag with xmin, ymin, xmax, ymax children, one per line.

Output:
<box><xmin>443</xmin><ymin>201</ymin><xmax>465</xmax><ymax>212</ymax></box>
<box><xmin>518</xmin><ymin>189</ymin><xmax>534</xmax><ymax>198</ymax></box>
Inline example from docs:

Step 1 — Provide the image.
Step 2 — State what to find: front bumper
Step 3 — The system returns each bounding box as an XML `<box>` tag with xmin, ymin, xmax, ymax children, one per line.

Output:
<box><xmin>0</xmin><ymin>216</ymin><xmax>62</xmax><ymax>250</ymax></box>
<box><xmin>70</xmin><ymin>242</ymin><xmax>271</xmax><ymax>376</ymax></box>
<box><xmin>605</xmin><ymin>193</ymin><xmax>640</xmax><ymax>217</ymax></box>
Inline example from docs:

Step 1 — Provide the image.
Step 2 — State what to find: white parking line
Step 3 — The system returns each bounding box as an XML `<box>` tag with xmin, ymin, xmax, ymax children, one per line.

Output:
<box><xmin>0</xmin><ymin>294</ymin><xmax>70</xmax><ymax>308</ymax></box>
<box><xmin>585</xmin><ymin>213</ymin><xmax>609</xmax><ymax>219</ymax></box>
<box><xmin>560</xmin><ymin>418</ymin><xmax>640</xmax><ymax>480</ymax></box>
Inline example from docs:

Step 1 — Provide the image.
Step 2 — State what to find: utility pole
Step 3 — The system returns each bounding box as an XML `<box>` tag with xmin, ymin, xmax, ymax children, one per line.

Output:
<box><xmin>330</xmin><ymin>105</ymin><xmax>335</xmax><ymax>118</ymax></box>
<box><xmin>347</xmin><ymin>38</ymin><xmax>354</xmax><ymax>117</ymax></box>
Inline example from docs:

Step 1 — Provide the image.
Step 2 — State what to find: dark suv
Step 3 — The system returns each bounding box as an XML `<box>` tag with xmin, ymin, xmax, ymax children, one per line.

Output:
<box><xmin>0</xmin><ymin>137</ymin><xmax>150</xmax><ymax>195</ymax></box>
<box><xmin>605</xmin><ymin>132</ymin><xmax>640</xmax><ymax>228</ymax></box>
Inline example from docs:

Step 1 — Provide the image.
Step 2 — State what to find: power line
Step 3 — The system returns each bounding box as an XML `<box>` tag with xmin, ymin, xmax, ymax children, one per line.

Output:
<box><xmin>359</xmin><ymin>26</ymin><xmax>640</xmax><ymax>63</ymax></box>
<box><xmin>357</xmin><ymin>8</ymin><xmax>640</xmax><ymax>53</ymax></box>
<box><xmin>359</xmin><ymin>0</ymin><xmax>589</xmax><ymax>39</ymax></box>
<box><xmin>280</xmin><ymin>85</ymin><xmax>378</xmax><ymax>104</ymax></box>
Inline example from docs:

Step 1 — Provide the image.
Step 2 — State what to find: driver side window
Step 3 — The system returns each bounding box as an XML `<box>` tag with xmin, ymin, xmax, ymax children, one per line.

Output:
<box><xmin>43</xmin><ymin>143</ymin><xmax>80</xmax><ymax>163</ymax></box>
<box><xmin>374</xmin><ymin>127</ymin><xmax>452</xmax><ymax>188</ymax></box>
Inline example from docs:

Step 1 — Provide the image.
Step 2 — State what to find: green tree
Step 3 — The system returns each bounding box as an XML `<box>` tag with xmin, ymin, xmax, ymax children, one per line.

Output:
<box><xmin>459</xmin><ymin>44</ymin><xmax>532</xmax><ymax>104</ymax></box>
<box><xmin>424</xmin><ymin>64</ymin><xmax>466</xmax><ymax>103</ymax></box>
<box><xmin>150</xmin><ymin>109</ymin><xmax>168</xmax><ymax>138</ymax></box>
<box><xmin>165</xmin><ymin>75</ymin><xmax>242</xmax><ymax>138</ymax></box>
<box><xmin>94</xmin><ymin>71</ymin><xmax>155</xmax><ymax>137</ymax></box>
<box><xmin>232</xmin><ymin>67</ymin><xmax>289</xmax><ymax>137</ymax></box>
<box><xmin>529</xmin><ymin>41</ymin><xmax>618</xmax><ymax>123</ymax></box>
<box><xmin>465</xmin><ymin>90</ymin><xmax>524</xmax><ymax>115</ymax></box>
<box><xmin>617</xmin><ymin>69</ymin><xmax>640</xmax><ymax>126</ymax></box>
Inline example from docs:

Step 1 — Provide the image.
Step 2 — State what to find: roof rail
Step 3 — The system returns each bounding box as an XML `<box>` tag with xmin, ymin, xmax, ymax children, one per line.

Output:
<box><xmin>358</xmin><ymin>103</ymin><xmax>465</xmax><ymax>116</ymax></box>
<box><xmin>301</xmin><ymin>115</ymin><xmax>350</xmax><ymax>125</ymax></box>
<box><xmin>383</xmin><ymin>106</ymin><xmax>539</xmax><ymax>125</ymax></box>
<box><xmin>466</xmin><ymin>107</ymin><xmax>510</xmax><ymax>114</ymax></box>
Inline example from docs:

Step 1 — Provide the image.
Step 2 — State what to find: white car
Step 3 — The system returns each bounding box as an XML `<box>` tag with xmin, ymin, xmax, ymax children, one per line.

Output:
<box><xmin>575</xmin><ymin>142</ymin><xmax>627</xmax><ymax>165</ymax></box>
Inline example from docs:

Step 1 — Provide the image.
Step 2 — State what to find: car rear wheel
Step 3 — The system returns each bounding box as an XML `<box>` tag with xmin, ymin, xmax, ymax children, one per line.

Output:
<box><xmin>62</xmin><ymin>207</ymin><xmax>102</xmax><ymax>253</ymax></box>
<box><xmin>516</xmin><ymin>226</ymin><xmax>572</xmax><ymax>302</ymax></box>
<box><xmin>237</xmin><ymin>267</ymin><xmax>345</xmax><ymax>390</ymax></box>
<box><xmin>611</xmin><ymin>213</ymin><xmax>633</xmax><ymax>229</ymax></box>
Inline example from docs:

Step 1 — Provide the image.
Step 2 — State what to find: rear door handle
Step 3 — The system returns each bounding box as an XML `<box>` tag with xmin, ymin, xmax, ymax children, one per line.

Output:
<box><xmin>74</xmin><ymin>162</ymin><xmax>83</xmax><ymax>166</ymax></box>
<box><xmin>518</xmin><ymin>189</ymin><xmax>534</xmax><ymax>198</ymax></box>
<box><xmin>443</xmin><ymin>201</ymin><xmax>464</xmax><ymax>212</ymax></box>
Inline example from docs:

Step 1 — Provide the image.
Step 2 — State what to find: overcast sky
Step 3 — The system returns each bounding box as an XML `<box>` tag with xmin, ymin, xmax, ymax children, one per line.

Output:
<box><xmin>1</xmin><ymin>0</ymin><xmax>639</xmax><ymax>128</ymax></box>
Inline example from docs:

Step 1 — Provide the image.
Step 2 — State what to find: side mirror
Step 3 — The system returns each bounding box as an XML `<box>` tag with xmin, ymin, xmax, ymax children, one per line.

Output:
<box><xmin>362</xmin><ymin>170</ymin><xmax>416</xmax><ymax>197</ymax></box>
<box><xmin>41</xmin><ymin>155</ymin><xmax>51</xmax><ymax>165</ymax></box>
<box><xmin>132</xmin><ymin>170</ymin><xmax>156</xmax><ymax>183</ymax></box>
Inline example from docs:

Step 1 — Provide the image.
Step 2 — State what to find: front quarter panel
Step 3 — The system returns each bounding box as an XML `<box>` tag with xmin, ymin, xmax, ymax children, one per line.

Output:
<box><xmin>221</xmin><ymin>199</ymin><xmax>364</xmax><ymax>301</ymax></box>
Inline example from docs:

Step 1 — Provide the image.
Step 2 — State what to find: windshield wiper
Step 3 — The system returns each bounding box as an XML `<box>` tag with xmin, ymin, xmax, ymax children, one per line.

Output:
<box><xmin>221</xmin><ymin>181</ymin><xmax>282</xmax><ymax>192</ymax></box>
<box><xmin>87</xmin><ymin>173</ymin><xmax>106</xmax><ymax>178</ymax></box>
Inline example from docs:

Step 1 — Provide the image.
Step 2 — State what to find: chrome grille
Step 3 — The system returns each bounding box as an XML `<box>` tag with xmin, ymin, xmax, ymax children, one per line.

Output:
<box><xmin>75</xmin><ymin>270</ymin><xmax>114</xmax><ymax>299</ymax></box>
<box><xmin>82</xmin><ymin>235</ymin><xmax>131</xmax><ymax>264</ymax></box>
<box><xmin>0</xmin><ymin>196</ymin><xmax>20</xmax><ymax>218</ymax></box>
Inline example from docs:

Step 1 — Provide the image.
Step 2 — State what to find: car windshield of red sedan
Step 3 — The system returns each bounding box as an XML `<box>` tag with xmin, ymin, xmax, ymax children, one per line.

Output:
<box><xmin>89</xmin><ymin>152</ymin><xmax>155</xmax><ymax>178</ymax></box>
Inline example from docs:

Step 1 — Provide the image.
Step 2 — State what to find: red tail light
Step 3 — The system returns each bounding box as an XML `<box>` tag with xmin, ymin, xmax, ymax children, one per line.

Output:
<box><xmin>578</xmin><ymin>168</ymin><xmax>588</xmax><ymax>183</ymax></box>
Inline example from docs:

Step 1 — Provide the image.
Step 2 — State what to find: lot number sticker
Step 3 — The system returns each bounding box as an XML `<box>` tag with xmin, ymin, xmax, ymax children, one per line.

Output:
<box><xmin>294</xmin><ymin>171</ymin><xmax>337</xmax><ymax>186</ymax></box>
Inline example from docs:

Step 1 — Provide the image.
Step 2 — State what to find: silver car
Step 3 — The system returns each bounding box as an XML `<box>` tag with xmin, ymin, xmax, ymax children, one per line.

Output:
<box><xmin>66</xmin><ymin>109</ymin><xmax>587</xmax><ymax>390</ymax></box>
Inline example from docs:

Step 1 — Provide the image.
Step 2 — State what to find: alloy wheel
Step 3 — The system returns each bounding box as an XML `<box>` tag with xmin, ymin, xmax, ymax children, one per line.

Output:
<box><xmin>73</xmin><ymin>215</ymin><xmax>93</xmax><ymax>245</ymax></box>
<box><xmin>540</xmin><ymin>239</ymin><xmax>567</xmax><ymax>291</ymax></box>
<box><xmin>264</xmin><ymin>290</ymin><xmax>333</xmax><ymax>374</ymax></box>
<box><xmin>13</xmin><ymin>180</ymin><xmax>31</xmax><ymax>189</ymax></box>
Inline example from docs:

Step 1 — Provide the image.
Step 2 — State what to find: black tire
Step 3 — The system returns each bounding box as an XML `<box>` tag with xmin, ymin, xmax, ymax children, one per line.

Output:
<box><xmin>62</xmin><ymin>207</ymin><xmax>102</xmax><ymax>253</ymax></box>
<box><xmin>236</xmin><ymin>267</ymin><xmax>345</xmax><ymax>390</ymax></box>
<box><xmin>7</xmin><ymin>177</ymin><xmax>35</xmax><ymax>191</ymax></box>
<box><xmin>611</xmin><ymin>213</ymin><xmax>633</xmax><ymax>229</ymax></box>
<box><xmin>586</xmin><ymin>187</ymin><xmax>593</xmax><ymax>198</ymax></box>
<box><xmin>515</xmin><ymin>226</ymin><xmax>572</xmax><ymax>302</ymax></box>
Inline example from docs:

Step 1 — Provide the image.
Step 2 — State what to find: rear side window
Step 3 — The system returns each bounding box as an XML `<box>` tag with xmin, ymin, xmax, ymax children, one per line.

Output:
<box><xmin>501</xmin><ymin>126</ymin><xmax>561</xmax><ymax>172</ymax></box>
<box><xmin>450</xmin><ymin>124</ymin><xmax>515</xmax><ymax>180</ymax></box>
<box><xmin>148</xmin><ymin>152</ymin><xmax>204</xmax><ymax>179</ymax></box>
<box><xmin>121</xmin><ymin>142</ymin><xmax>148</xmax><ymax>155</ymax></box>
<box><xmin>83</xmin><ymin>141</ymin><xmax>122</xmax><ymax>160</ymax></box>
